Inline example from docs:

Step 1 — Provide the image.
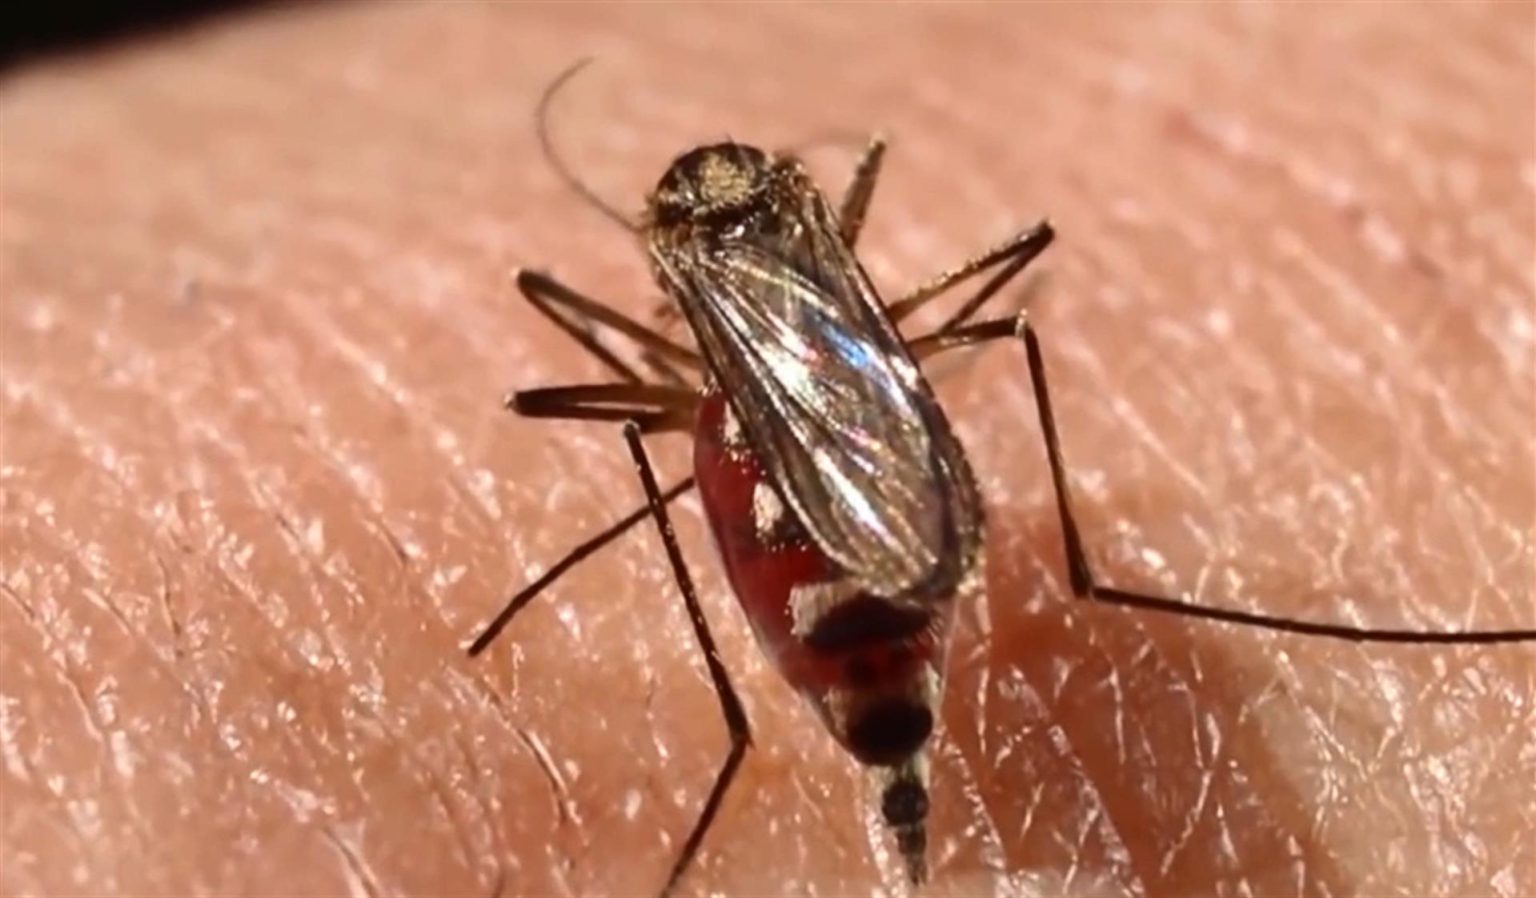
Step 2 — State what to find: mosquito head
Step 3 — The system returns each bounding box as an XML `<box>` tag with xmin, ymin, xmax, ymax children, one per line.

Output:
<box><xmin>649</xmin><ymin>142</ymin><xmax>776</xmax><ymax>229</ymax></box>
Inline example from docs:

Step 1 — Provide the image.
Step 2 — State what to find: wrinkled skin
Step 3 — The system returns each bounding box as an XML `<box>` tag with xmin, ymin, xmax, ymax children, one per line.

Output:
<box><xmin>2</xmin><ymin>5</ymin><xmax>1532</xmax><ymax>897</ymax></box>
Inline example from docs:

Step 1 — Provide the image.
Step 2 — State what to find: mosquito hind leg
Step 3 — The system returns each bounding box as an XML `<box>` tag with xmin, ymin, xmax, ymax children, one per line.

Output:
<box><xmin>621</xmin><ymin>422</ymin><xmax>753</xmax><ymax>898</ymax></box>
<box><xmin>838</xmin><ymin>136</ymin><xmax>887</xmax><ymax>246</ymax></box>
<box><xmin>1008</xmin><ymin>315</ymin><xmax>1536</xmax><ymax>645</ymax></box>
<box><xmin>911</xmin><ymin>312</ymin><xmax>1535</xmax><ymax>643</ymax></box>
<box><xmin>516</xmin><ymin>269</ymin><xmax>701</xmax><ymax>384</ymax></box>
<box><xmin>888</xmin><ymin>220</ymin><xmax>1054</xmax><ymax>329</ymax></box>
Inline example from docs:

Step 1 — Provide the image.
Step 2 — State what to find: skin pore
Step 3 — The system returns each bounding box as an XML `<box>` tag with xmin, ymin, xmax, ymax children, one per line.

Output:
<box><xmin>2</xmin><ymin>4</ymin><xmax>1532</xmax><ymax>896</ymax></box>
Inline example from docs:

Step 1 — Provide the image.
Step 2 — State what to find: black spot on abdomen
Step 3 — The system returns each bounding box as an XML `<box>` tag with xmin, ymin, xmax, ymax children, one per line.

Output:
<box><xmin>846</xmin><ymin>699</ymin><xmax>933</xmax><ymax>766</ymax></box>
<box><xmin>803</xmin><ymin>595</ymin><xmax>931</xmax><ymax>653</ymax></box>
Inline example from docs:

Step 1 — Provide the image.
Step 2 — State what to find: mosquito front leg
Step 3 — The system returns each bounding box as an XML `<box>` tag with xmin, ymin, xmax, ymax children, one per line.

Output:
<box><xmin>517</xmin><ymin>269</ymin><xmax>702</xmax><ymax>384</ymax></box>
<box><xmin>838</xmin><ymin>135</ymin><xmax>887</xmax><ymax>246</ymax></box>
<box><xmin>622</xmin><ymin>422</ymin><xmax>753</xmax><ymax>898</ymax></box>
<box><xmin>887</xmin><ymin>220</ymin><xmax>1054</xmax><ymax>329</ymax></box>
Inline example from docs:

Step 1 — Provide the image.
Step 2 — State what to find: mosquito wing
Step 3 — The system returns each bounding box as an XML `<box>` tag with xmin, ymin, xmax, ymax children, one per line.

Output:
<box><xmin>652</xmin><ymin>191</ymin><xmax>982</xmax><ymax>602</ymax></box>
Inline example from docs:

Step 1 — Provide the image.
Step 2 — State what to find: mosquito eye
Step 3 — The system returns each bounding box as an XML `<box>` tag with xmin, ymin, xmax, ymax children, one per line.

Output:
<box><xmin>846</xmin><ymin>699</ymin><xmax>932</xmax><ymax>766</ymax></box>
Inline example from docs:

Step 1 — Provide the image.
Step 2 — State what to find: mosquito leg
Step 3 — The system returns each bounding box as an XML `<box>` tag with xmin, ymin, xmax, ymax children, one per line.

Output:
<box><xmin>887</xmin><ymin>220</ymin><xmax>1054</xmax><ymax>328</ymax></box>
<box><xmin>638</xmin><ymin>301</ymin><xmax>693</xmax><ymax>388</ymax></box>
<box><xmin>904</xmin><ymin>295</ymin><xmax>1045</xmax><ymax>389</ymax></box>
<box><xmin>640</xmin><ymin>353</ymin><xmax>693</xmax><ymax>390</ymax></box>
<box><xmin>510</xmin><ymin>382</ymin><xmax>699</xmax><ymax>433</ymax></box>
<box><xmin>517</xmin><ymin>269</ymin><xmax>702</xmax><ymax>383</ymax></box>
<box><xmin>838</xmin><ymin>136</ymin><xmax>887</xmax><ymax>246</ymax></box>
<box><xmin>466</xmin><ymin>382</ymin><xmax>698</xmax><ymax>655</ymax></box>
<box><xmin>918</xmin><ymin>315</ymin><xmax>1536</xmax><ymax>642</ymax></box>
<box><xmin>466</xmin><ymin>475</ymin><xmax>697</xmax><ymax>656</ymax></box>
<box><xmin>906</xmin><ymin>316</ymin><xmax>1016</xmax><ymax>362</ymax></box>
<box><xmin>621</xmin><ymin>422</ymin><xmax>753</xmax><ymax>898</ymax></box>
<box><xmin>1011</xmin><ymin>315</ymin><xmax>1536</xmax><ymax>645</ymax></box>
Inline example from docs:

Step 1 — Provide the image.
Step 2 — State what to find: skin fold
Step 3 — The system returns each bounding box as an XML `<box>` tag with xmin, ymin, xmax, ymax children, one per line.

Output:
<box><xmin>1</xmin><ymin>4</ymin><xmax>1532</xmax><ymax>896</ymax></box>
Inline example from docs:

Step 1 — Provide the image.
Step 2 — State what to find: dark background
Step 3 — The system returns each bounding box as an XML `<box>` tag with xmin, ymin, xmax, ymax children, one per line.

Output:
<box><xmin>1</xmin><ymin>1</ymin><xmax>266</xmax><ymax>70</ymax></box>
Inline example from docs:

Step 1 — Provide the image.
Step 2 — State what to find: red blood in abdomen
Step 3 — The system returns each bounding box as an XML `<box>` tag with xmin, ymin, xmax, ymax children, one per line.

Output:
<box><xmin>693</xmin><ymin>391</ymin><xmax>827</xmax><ymax>660</ymax></box>
<box><xmin>692</xmin><ymin>390</ymin><xmax>943</xmax><ymax>699</ymax></box>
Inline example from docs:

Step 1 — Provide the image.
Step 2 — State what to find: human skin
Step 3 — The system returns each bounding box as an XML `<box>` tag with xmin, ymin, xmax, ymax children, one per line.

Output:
<box><xmin>2</xmin><ymin>3</ymin><xmax>1533</xmax><ymax>897</ymax></box>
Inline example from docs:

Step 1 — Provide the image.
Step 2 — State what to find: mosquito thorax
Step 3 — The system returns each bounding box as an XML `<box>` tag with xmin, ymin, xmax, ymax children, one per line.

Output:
<box><xmin>647</xmin><ymin>142</ymin><xmax>781</xmax><ymax>230</ymax></box>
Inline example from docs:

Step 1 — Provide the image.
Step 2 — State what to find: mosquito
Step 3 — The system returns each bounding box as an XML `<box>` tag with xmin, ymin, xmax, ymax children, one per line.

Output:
<box><xmin>467</xmin><ymin>61</ymin><xmax>1536</xmax><ymax>896</ymax></box>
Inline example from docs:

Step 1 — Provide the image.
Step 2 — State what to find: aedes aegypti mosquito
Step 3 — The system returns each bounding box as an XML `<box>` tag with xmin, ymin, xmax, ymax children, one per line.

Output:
<box><xmin>467</xmin><ymin>62</ymin><xmax>1536</xmax><ymax>896</ymax></box>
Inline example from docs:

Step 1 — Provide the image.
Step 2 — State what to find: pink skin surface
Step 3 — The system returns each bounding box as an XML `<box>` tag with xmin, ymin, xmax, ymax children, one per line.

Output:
<box><xmin>2</xmin><ymin>4</ymin><xmax>1533</xmax><ymax>897</ymax></box>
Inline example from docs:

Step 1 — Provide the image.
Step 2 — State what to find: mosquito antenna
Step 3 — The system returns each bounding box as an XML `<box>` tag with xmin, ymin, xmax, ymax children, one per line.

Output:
<box><xmin>536</xmin><ymin>58</ymin><xmax>639</xmax><ymax>233</ymax></box>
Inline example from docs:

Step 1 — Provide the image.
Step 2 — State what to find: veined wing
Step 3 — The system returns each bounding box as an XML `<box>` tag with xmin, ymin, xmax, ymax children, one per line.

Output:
<box><xmin>653</xmin><ymin>196</ymin><xmax>982</xmax><ymax>601</ymax></box>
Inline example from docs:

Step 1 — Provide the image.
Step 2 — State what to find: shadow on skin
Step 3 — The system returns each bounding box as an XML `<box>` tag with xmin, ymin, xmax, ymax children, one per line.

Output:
<box><xmin>930</xmin><ymin>506</ymin><xmax>1357</xmax><ymax>896</ymax></box>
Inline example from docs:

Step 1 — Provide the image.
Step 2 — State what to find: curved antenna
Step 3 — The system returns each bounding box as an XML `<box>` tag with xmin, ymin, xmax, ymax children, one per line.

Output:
<box><xmin>536</xmin><ymin>58</ymin><xmax>640</xmax><ymax>233</ymax></box>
